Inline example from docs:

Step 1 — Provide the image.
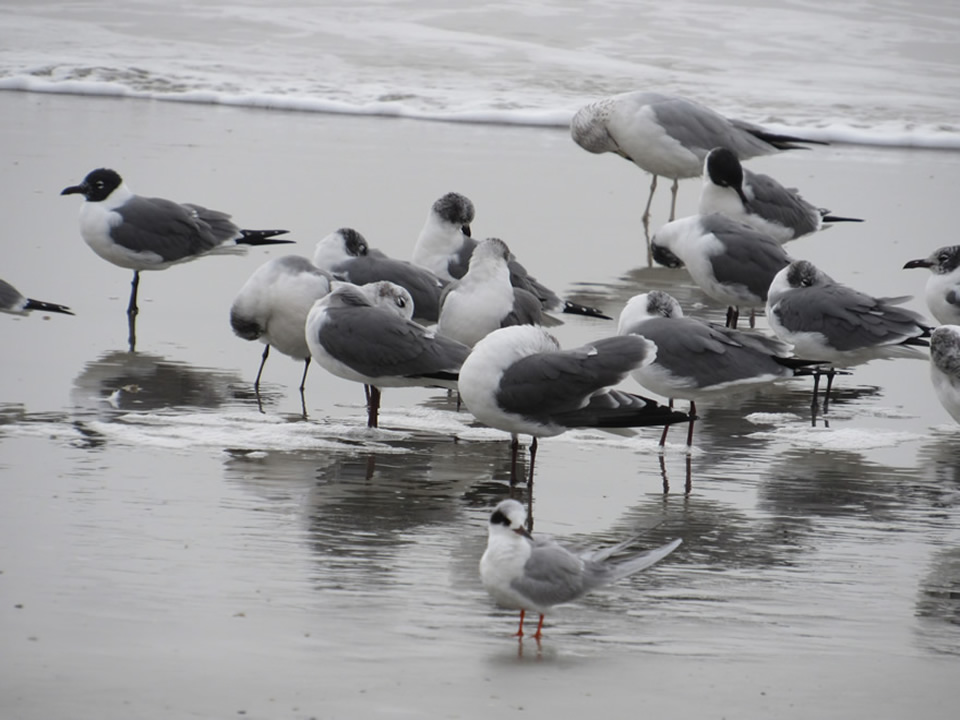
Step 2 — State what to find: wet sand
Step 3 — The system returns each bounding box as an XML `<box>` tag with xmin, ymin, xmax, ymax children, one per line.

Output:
<box><xmin>1</xmin><ymin>91</ymin><xmax>959</xmax><ymax>719</ymax></box>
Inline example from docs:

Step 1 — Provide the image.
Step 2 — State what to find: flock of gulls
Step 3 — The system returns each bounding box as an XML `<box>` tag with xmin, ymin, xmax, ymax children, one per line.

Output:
<box><xmin>8</xmin><ymin>90</ymin><xmax>960</xmax><ymax>640</ymax></box>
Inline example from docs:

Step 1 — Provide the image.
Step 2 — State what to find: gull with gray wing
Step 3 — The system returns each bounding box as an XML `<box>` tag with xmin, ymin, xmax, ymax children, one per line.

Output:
<box><xmin>457</xmin><ymin>325</ymin><xmax>691</xmax><ymax>483</ymax></box>
<box><xmin>480</xmin><ymin>498</ymin><xmax>682</xmax><ymax>640</ymax></box>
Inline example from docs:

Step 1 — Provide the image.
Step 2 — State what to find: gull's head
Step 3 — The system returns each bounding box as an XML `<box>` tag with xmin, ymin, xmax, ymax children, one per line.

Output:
<box><xmin>650</xmin><ymin>219</ymin><xmax>689</xmax><ymax>269</ymax></box>
<box><xmin>471</xmin><ymin>237</ymin><xmax>511</xmax><ymax>267</ymax></box>
<box><xmin>704</xmin><ymin>148</ymin><xmax>748</xmax><ymax>203</ymax></box>
<box><xmin>769</xmin><ymin>259</ymin><xmax>829</xmax><ymax>302</ymax></box>
<box><xmin>361</xmin><ymin>280</ymin><xmax>414</xmax><ymax>321</ymax></box>
<box><xmin>618</xmin><ymin>291</ymin><xmax>683</xmax><ymax>334</ymax></box>
<box><xmin>314</xmin><ymin>227</ymin><xmax>368</xmax><ymax>269</ymax></box>
<box><xmin>61</xmin><ymin>168</ymin><xmax>123</xmax><ymax>202</ymax></box>
<box><xmin>488</xmin><ymin>499</ymin><xmax>532</xmax><ymax>539</ymax></box>
<box><xmin>904</xmin><ymin>245</ymin><xmax>960</xmax><ymax>276</ymax></box>
<box><xmin>431</xmin><ymin>192</ymin><xmax>475</xmax><ymax>233</ymax></box>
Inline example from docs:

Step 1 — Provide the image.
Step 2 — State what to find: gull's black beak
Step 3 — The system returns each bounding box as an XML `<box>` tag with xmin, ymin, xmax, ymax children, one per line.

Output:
<box><xmin>513</xmin><ymin>526</ymin><xmax>533</xmax><ymax>540</ymax></box>
<box><xmin>461</xmin><ymin>224</ymin><xmax>472</xmax><ymax>238</ymax></box>
<box><xmin>903</xmin><ymin>258</ymin><xmax>933</xmax><ymax>269</ymax></box>
<box><xmin>61</xmin><ymin>183</ymin><xmax>86</xmax><ymax>196</ymax></box>
<box><xmin>651</xmin><ymin>243</ymin><xmax>684</xmax><ymax>269</ymax></box>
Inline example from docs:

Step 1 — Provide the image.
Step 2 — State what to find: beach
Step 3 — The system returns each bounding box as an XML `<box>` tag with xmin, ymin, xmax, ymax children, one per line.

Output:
<box><xmin>2</xmin><ymin>90</ymin><xmax>959</xmax><ymax>719</ymax></box>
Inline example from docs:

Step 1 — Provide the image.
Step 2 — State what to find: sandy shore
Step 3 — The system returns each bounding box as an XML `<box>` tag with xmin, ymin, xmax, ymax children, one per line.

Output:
<box><xmin>2</xmin><ymin>91</ymin><xmax>959</xmax><ymax>719</ymax></box>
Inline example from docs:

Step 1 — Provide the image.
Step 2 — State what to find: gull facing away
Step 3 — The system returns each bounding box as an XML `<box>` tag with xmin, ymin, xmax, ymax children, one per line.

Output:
<box><xmin>699</xmin><ymin>147</ymin><xmax>862</xmax><ymax>243</ymax></box>
<box><xmin>480</xmin><ymin>499</ymin><xmax>682</xmax><ymax>640</ymax></box>
<box><xmin>651</xmin><ymin>213</ymin><xmax>791</xmax><ymax>328</ymax></box>
<box><xmin>457</xmin><ymin>325</ymin><xmax>692</xmax><ymax>484</ymax></box>
<box><xmin>437</xmin><ymin>237</ymin><xmax>544</xmax><ymax>347</ymax></box>
<box><xmin>61</xmin><ymin>168</ymin><xmax>292</xmax><ymax>348</ymax></box>
<box><xmin>767</xmin><ymin>259</ymin><xmax>931</xmax><ymax>403</ymax></box>
<box><xmin>903</xmin><ymin>245</ymin><xmax>960</xmax><ymax>326</ymax></box>
<box><xmin>313</xmin><ymin>227</ymin><xmax>446</xmax><ymax>323</ymax></box>
<box><xmin>0</xmin><ymin>278</ymin><xmax>73</xmax><ymax>316</ymax></box>
<box><xmin>304</xmin><ymin>283</ymin><xmax>469</xmax><ymax>428</ymax></box>
<box><xmin>929</xmin><ymin>325</ymin><xmax>960</xmax><ymax>423</ymax></box>
<box><xmin>413</xmin><ymin>192</ymin><xmax>610</xmax><ymax>319</ymax></box>
<box><xmin>570</xmin><ymin>91</ymin><xmax>824</xmax><ymax>226</ymax></box>
<box><xmin>617</xmin><ymin>291</ymin><xmax>823</xmax><ymax>445</ymax></box>
<box><xmin>230</xmin><ymin>255</ymin><xmax>333</xmax><ymax>412</ymax></box>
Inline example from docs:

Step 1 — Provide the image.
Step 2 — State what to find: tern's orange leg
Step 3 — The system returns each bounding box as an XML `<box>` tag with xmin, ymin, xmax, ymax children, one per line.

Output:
<box><xmin>532</xmin><ymin>614</ymin><xmax>545</xmax><ymax>640</ymax></box>
<box><xmin>514</xmin><ymin>609</ymin><xmax>526</xmax><ymax>637</ymax></box>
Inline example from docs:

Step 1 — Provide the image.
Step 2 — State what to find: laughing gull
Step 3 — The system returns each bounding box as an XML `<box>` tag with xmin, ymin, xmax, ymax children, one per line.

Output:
<box><xmin>929</xmin><ymin>325</ymin><xmax>960</xmax><ymax>423</ymax></box>
<box><xmin>413</xmin><ymin>192</ymin><xmax>610</xmax><ymax>319</ymax></box>
<box><xmin>699</xmin><ymin>147</ymin><xmax>863</xmax><ymax>243</ymax></box>
<box><xmin>230</xmin><ymin>255</ymin><xmax>333</xmax><ymax>410</ymax></box>
<box><xmin>61</xmin><ymin>168</ymin><xmax>293</xmax><ymax>331</ymax></box>
<box><xmin>1</xmin><ymin>278</ymin><xmax>73</xmax><ymax>316</ymax></box>
<box><xmin>570</xmin><ymin>91</ymin><xmax>825</xmax><ymax>225</ymax></box>
<box><xmin>437</xmin><ymin>237</ymin><xmax>544</xmax><ymax>347</ymax></box>
<box><xmin>458</xmin><ymin>325</ymin><xmax>692</xmax><ymax>484</ymax></box>
<box><xmin>651</xmin><ymin>213</ymin><xmax>791</xmax><ymax>328</ymax></box>
<box><xmin>480</xmin><ymin>498</ymin><xmax>682</xmax><ymax>640</ymax></box>
<box><xmin>767</xmin><ymin>259</ymin><xmax>931</xmax><ymax>402</ymax></box>
<box><xmin>304</xmin><ymin>283</ymin><xmax>469</xmax><ymax>428</ymax></box>
<box><xmin>313</xmin><ymin>227</ymin><xmax>446</xmax><ymax>323</ymax></box>
<box><xmin>617</xmin><ymin>291</ymin><xmax>822</xmax><ymax>445</ymax></box>
<box><xmin>903</xmin><ymin>245</ymin><xmax>960</xmax><ymax>325</ymax></box>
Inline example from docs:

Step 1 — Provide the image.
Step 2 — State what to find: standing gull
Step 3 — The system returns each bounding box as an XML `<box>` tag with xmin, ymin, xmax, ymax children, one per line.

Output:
<box><xmin>699</xmin><ymin>147</ymin><xmax>862</xmax><ymax>243</ymax></box>
<box><xmin>767</xmin><ymin>259</ymin><xmax>931</xmax><ymax>403</ymax></box>
<box><xmin>1</xmin><ymin>278</ymin><xmax>73</xmax><ymax>316</ymax></box>
<box><xmin>651</xmin><ymin>213</ymin><xmax>790</xmax><ymax>328</ymax></box>
<box><xmin>570</xmin><ymin>91</ymin><xmax>824</xmax><ymax>226</ymax></box>
<box><xmin>230</xmin><ymin>255</ymin><xmax>333</xmax><ymax>412</ymax></box>
<box><xmin>437</xmin><ymin>237</ymin><xmax>543</xmax><ymax>347</ymax></box>
<box><xmin>304</xmin><ymin>283</ymin><xmax>469</xmax><ymax>428</ymax></box>
<box><xmin>480</xmin><ymin>498</ymin><xmax>682</xmax><ymax>640</ymax></box>
<box><xmin>413</xmin><ymin>192</ymin><xmax>610</xmax><ymax>319</ymax></box>
<box><xmin>617</xmin><ymin>291</ymin><xmax>822</xmax><ymax>445</ymax></box>
<box><xmin>903</xmin><ymin>245</ymin><xmax>960</xmax><ymax>326</ymax></box>
<box><xmin>457</xmin><ymin>325</ymin><xmax>692</xmax><ymax>484</ymax></box>
<box><xmin>61</xmin><ymin>168</ymin><xmax>292</xmax><ymax>349</ymax></box>
<box><xmin>929</xmin><ymin>325</ymin><xmax>960</xmax><ymax>423</ymax></box>
<box><xmin>313</xmin><ymin>227</ymin><xmax>446</xmax><ymax>323</ymax></box>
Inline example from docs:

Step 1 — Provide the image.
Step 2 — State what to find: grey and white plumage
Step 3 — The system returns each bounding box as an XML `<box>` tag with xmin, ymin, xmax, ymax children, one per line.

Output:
<box><xmin>230</xmin><ymin>255</ymin><xmax>334</xmax><ymax>397</ymax></box>
<box><xmin>929</xmin><ymin>325</ymin><xmax>960</xmax><ymax>423</ymax></box>
<box><xmin>0</xmin><ymin>278</ymin><xmax>73</xmax><ymax>316</ymax></box>
<box><xmin>570</xmin><ymin>91</ymin><xmax>823</xmax><ymax>222</ymax></box>
<box><xmin>903</xmin><ymin>245</ymin><xmax>960</xmax><ymax>326</ymax></box>
<box><xmin>61</xmin><ymin>168</ymin><xmax>292</xmax><ymax>321</ymax></box>
<box><xmin>437</xmin><ymin>237</ymin><xmax>543</xmax><ymax>347</ymax></box>
<box><xmin>304</xmin><ymin>283</ymin><xmax>469</xmax><ymax>428</ymax></box>
<box><xmin>313</xmin><ymin>227</ymin><xmax>446</xmax><ymax>323</ymax></box>
<box><xmin>479</xmin><ymin>498</ymin><xmax>682</xmax><ymax>639</ymax></box>
<box><xmin>699</xmin><ymin>147</ymin><xmax>862</xmax><ymax>243</ymax></box>
<box><xmin>767</xmin><ymin>259</ymin><xmax>931</xmax><ymax>366</ymax></box>
<box><xmin>617</xmin><ymin>291</ymin><xmax>813</xmax><ymax>399</ymax></box>
<box><xmin>458</xmin><ymin>324</ymin><xmax>691</xmax><ymax>481</ymax></box>
<box><xmin>413</xmin><ymin>192</ymin><xmax>610</xmax><ymax>319</ymax></box>
<box><xmin>651</xmin><ymin>213</ymin><xmax>790</xmax><ymax>325</ymax></box>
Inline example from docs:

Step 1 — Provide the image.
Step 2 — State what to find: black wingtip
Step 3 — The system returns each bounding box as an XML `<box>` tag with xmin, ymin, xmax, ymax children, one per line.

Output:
<box><xmin>562</xmin><ymin>300</ymin><xmax>612</xmax><ymax>320</ymax></box>
<box><xmin>821</xmin><ymin>215</ymin><xmax>864</xmax><ymax>224</ymax></box>
<box><xmin>238</xmin><ymin>229</ymin><xmax>294</xmax><ymax>246</ymax></box>
<box><xmin>747</xmin><ymin>128</ymin><xmax>829</xmax><ymax>150</ymax></box>
<box><xmin>24</xmin><ymin>299</ymin><xmax>74</xmax><ymax>315</ymax></box>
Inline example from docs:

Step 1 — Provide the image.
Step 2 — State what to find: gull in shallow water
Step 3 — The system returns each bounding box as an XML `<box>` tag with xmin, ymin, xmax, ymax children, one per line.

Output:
<box><xmin>698</xmin><ymin>147</ymin><xmax>862</xmax><ymax>243</ymax></box>
<box><xmin>929</xmin><ymin>325</ymin><xmax>960</xmax><ymax>423</ymax></box>
<box><xmin>457</xmin><ymin>325</ymin><xmax>692</xmax><ymax>484</ymax></box>
<box><xmin>313</xmin><ymin>227</ymin><xmax>446</xmax><ymax>323</ymax></box>
<box><xmin>413</xmin><ymin>191</ymin><xmax>610</xmax><ymax>319</ymax></box>
<box><xmin>903</xmin><ymin>245</ymin><xmax>960</xmax><ymax>326</ymax></box>
<box><xmin>570</xmin><ymin>91</ymin><xmax>824</xmax><ymax>226</ymax></box>
<box><xmin>651</xmin><ymin>213</ymin><xmax>791</xmax><ymax>328</ymax></box>
<box><xmin>437</xmin><ymin>237</ymin><xmax>544</xmax><ymax>347</ymax></box>
<box><xmin>230</xmin><ymin>255</ymin><xmax>333</xmax><ymax>409</ymax></box>
<box><xmin>480</xmin><ymin>498</ymin><xmax>682</xmax><ymax>640</ymax></box>
<box><xmin>304</xmin><ymin>282</ymin><xmax>468</xmax><ymax>428</ymax></box>
<box><xmin>617</xmin><ymin>290</ymin><xmax>823</xmax><ymax>445</ymax></box>
<box><xmin>0</xmin><ymin>278</ymin><xmax>73</xmax><ymax>316</ymax></box>
<box><xmin>61</xmin><ymin>168</ymin><xmax>292</xmax><ymax>348</ymax></box>
<box><xmin>767</xmin><ymin>259</ymin><xmax>932</xmax><ymax>404</ymax></box>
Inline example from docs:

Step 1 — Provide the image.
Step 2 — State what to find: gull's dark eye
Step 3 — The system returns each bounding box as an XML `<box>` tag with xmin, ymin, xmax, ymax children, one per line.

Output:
<box><xmin>490</xmin><ymin>510</ymin><xmax>510</xmax><ymax>527</ymax></box>
<box><xmin>396</xmin><ymin>297</ymin><xmax>406</xmax><ymax>308</ymax></box>
<box><xmin>938</xmin><ymin>253</ymin><xmax>949</xmax><ymax>264</ymax></box>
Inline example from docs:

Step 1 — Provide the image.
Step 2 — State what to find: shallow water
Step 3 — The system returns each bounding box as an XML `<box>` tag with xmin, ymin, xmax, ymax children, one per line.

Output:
<box><xmin>2</xmin><ymin>93</ymin><xmax>959</xmax><ymax>718</ymax></box>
